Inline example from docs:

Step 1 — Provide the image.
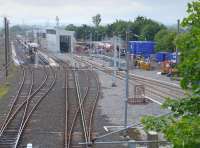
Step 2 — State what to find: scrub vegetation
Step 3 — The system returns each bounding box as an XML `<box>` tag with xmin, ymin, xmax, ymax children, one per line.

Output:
<box><xmin>141</xmin><ymin>1</ymin><xmax>200</xmax><ymax>147</ymax></box>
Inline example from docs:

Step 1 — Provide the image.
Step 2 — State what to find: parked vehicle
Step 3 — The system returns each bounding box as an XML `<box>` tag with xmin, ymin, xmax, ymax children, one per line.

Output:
<box><xmin>120</xmin><ymin>48</ymin><xmax>126</xmax><ymax>56</ymax></box>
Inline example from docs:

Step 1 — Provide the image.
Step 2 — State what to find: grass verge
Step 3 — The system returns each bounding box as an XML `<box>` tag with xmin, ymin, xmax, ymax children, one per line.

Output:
<box><xmin>0</xmin><ymin>83</ymin><xmax>10</xmax><ymax>100</ymax></box>
<box><xmin>0</xmin><ymin>64</ymin><xmax>18</xmax><ymax>100</ymax></box>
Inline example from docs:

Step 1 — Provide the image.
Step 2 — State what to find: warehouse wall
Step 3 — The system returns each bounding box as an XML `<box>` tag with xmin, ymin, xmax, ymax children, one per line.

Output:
<box><xmin>56</xmin><ymin>29</ymin><xmax>75</xmax><ymax>53</ymax></box>
<box><xmin>45</xmin><ymin>28</ymin><xmax>75</xmax><ymax>53</ymax></box>
<box><xmin>46</xmin><ymin>33</ymin><xmax>58</xmax><ymax>52</ymax></box>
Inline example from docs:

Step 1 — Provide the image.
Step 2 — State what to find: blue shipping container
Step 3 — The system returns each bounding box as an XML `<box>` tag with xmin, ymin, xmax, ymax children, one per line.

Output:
<box><xmin>169</xmin><ymin>53</ymin><xmax>177</xmax><ymax>61</ymax></box>
<box><xmin>156</xmin><ymin>52</ymin><xmax>170</xmax><ymax>62</ymax></box>
<box><xmin>128</xmin><ymin>41</ymin><xmax>155</xmax><ymax>57</ymax></box>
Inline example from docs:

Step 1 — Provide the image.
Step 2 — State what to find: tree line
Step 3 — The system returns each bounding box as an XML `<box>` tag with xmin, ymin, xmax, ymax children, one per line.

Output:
<box><xmin>3</xmin><ymin>15</ymin><xmax>179</xmax><ymax>53</ymax></box>
<box><xmin>65</xmin><ymin>16</ymin><xmax>166</xmax><ymax>41</ymax></box>
<box><xmin>65</xmin><ymin>15</ymin><xmax>182</xmax><ymax>52</ymax></box>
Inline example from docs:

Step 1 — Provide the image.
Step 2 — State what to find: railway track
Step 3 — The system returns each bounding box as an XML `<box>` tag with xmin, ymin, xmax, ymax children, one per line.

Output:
<box><xmin>73</xmin><ymin>55</ymin><xmax>184</xmax><ymax>101</ymax></box>
<box><xmin>74</xmin><ymin>69</ymin><xmax>89</xmax><ymax>146</ymax></box>
<box><xmin>64</xmin><ymin>65</ymin><xmax>100</xmax><ymax>148</ymax></box>
<box><xmin>0</xmin><ymin>60</ymin><xmax>13</xmax><ymax>73</ymax></box>
<box><xmin>85</xmin><ymin>71</ymin><xmax>100</xmax><ymax>143</ymax></box>
<box><xmin>13</xmin><ymin>48</ymin><xmax>101</xmax><ymax>147</ymax></box>
<box><xmin>0</xmin><ymin>54</ymin><xmax>57</xmax><ymax>147</ymax></box>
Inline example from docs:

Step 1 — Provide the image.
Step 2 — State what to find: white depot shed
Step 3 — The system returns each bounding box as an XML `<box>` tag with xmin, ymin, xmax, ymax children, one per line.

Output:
<box><xmin>46</xmin><ymin>28</ymin><xmax>75</xmax><ymax>53</ymax></box>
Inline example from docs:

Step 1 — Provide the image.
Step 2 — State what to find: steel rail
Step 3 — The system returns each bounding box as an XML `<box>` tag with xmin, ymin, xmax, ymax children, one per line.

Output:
<box><xmin>49</xmin><ymin>58</ymin><xmax>70</xmax><ymax>148</ymax></box>
<box><xmin>14</xmin><ymin>67</ymin><xmax>57</xmax><ymax>148</ymax></box>
<box><xmin>78</xmin><ymin>70</ymin><xmax>90</xmax><ymax>137</ymax></box>
<box><xmin>118</xmin><ymin>72</ymin><xmax>182</xmax><ymax>99</ymax></box>
<box><xmin>74</xmin><ymin>70</ymin><xmax>89</xmax><ymax>146</ymax></box>
<box><xmin>0</xmin><ymin>41</ymin><xmax>57</xmax><ymax>147</ymax></box>
<box><xmin>93</xmin><ymin>67</ymin><xmax>179</xmax><ymax>99</ymax></box>
<box><xmin>14</xmin><ymin>68</ymin><xmax>34</xmax><ymax>147</ymax></box>
<box><xmin>45</xmin><ymin>54</ymin><xmax>96</xmax><ymax>148</ymax></box>
<box><xmin>74</xmin><ymin>56</ymin><xmax>184</xmax><ymax>99</ymax></box>
<box><xmin>76</xmin><ymin>55</ymin><xmax>182</xmax><ymax>90</ymax></box>
<box><xmin>67</xmin><ymin>70</ymin><xmax>89</xmax><ymax>148</ymax></box>
<box><xmin>0</xmin><ymin>67</ymin><xmax>26</xmax><ymax>135</ymax></box>
<box><xmin>88</xmin><ymin>71</ymin><xmax>100</xmax><ymax>143</ymax></box>
<box><xmin>0</xmin><ymin>66</ymin><xmax>48</xmax><ymax>138</ymax></box>
<box><xmin>14</xmin><ymin>65</ymin><xmax>57</xmax><ymax>148</ymax></box>
<box><xmin>64</xmin><ymin>69</ymin><xmax>68</xmax><ymax>148</ymax></box>
<box><xmin>0</xmin><ymin>51</ymin><xmax>51</xmax><ymax>141</ymax></box>
<box><xmin>118</xmin><ymin>72</ymin><xmax>183</xmax><ymax>97</ymax></box>
<box><xmin>0</xmin><ymin>60</ymin><xmax>13</xmax><ymax>72</ymax></box>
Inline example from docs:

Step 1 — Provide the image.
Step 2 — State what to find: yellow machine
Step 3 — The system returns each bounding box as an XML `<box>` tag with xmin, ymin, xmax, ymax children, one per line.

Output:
<box><xmin>135</xmin><ymin>57</ymin><xmax>151</xmax><ymax>70</ymax></box>
<box><xmin>161</xmin><ymin>61</ymin><xmax>177</xmax><ymax>75</ymax></box>
<box><xmin>140</xmin><ymin>62</ymin><xmax>151</xmax><ymax>70</ymax></box>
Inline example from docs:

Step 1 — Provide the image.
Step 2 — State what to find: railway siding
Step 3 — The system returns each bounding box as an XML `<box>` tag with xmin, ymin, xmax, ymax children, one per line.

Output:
<box><xmin>74</xmin><ymin>55</ymin><xmax>184</xmax><ymax>100</ymax></box>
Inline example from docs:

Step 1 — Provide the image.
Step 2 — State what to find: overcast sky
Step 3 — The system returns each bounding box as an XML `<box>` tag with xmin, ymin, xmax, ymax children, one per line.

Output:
<box><xmin>0</xmin><ymin>0</ymin><xmax>193</xmax><ymax>26</ymax></box>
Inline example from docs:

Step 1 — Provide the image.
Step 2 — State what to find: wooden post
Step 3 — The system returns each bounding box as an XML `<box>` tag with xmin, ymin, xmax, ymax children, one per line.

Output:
<box><xmin>27</xmin><ymin>143</ymin><xmax>32</xmax><ymax>148</ymax></box>
<box><xmin>128</xmin><ymin>140</ymin><xmax>136</xmax><ymax>148</ymax></box>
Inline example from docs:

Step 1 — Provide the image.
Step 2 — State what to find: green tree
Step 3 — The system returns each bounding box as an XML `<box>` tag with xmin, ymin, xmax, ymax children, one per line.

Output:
<box><xmin>96</xmin><ymin>26</ymin><xmax>107</xmax><ymax>40</ymax></box>
<box><xmin>9</xmin><ymin>25</ymin><xmax>27</xmax><ymax>37</ymax></box>
<box><xmin>154</xmin><ymin>29</ymin><xmax>177</xmax><ymax>52</ymax></box>
<box><xmin>141</xmin><ymin>1</ymin><xmax>200</xmax><ymax>147</ymax></box>
<box><xmin>131</xmin><ymin>16</ymin><xmax>165</xmax><ymax>41</ymax></box>
<box><xmin>92</xmin><ymin>14</ymin><xmax>101</xmax><ymax>27</ymax></box>
<box><xmin>66</xmin><ymin>24</ymin><xmax>94</xmax><ymax>41</ymax></box>
<box><xmin>110</xmin><ymin>20</ymin><xmax>130</xmax><ymax>39</ymax></box>
<box><xmin>65</xmin><ymin>24</ymin><xmax>77</xmax><ymax>31</ymax></box>
<box><xmin>141</xmin><ymin>23</ymin><xmax>165</xmax><ymax>41</ymax></box>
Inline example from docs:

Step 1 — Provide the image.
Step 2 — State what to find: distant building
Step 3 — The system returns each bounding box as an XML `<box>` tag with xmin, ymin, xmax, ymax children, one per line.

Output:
<box><xmin>45</xmin><ymin>28</ymin><xmax>75</xmax><ymax>53</ymax></box>
<box><xmin>26</xmin><ymin>28</ymin><xmax>75</xmax><ymax>53</ymax></box>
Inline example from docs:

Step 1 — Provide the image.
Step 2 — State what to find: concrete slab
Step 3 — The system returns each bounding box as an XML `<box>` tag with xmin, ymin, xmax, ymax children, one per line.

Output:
<box><xmin>96</xmin><ymin>70</ymin><xmax>169</xmax><ymax>126</ymax></box>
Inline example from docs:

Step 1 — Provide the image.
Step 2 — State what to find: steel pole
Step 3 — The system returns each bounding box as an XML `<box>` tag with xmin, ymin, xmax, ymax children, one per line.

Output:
<box><xmin>89</xmin><ymin>33</ymin><xmax>91</xmax><ymax>59</ymax></box>
<box><xmin>124</xmin><ymin>31</ymin><xmax>129</xmax><ymax>135</ymax></box>
<box><xmin>177</xmin><ymin>19</ymin><xmax>180</xmax><ymax>34</ymax></box>
<box><xmin>7</xmin><ymin>20</ymin><xmax>10</xmax><ymax>64</ymax></box>
<box><xmin>4</xmin><ymin>17</ymin><xmax>8</xmax><ymax>78</ymax></box>
<box><xmin>7</xmin><ymin>19</ymin><xmax>9</xmax><ymax>76</ymax></box>
<box><xmin>112</xmin><ymin>35</ymin><xmax>117</xmax><ymax>87</ymax></box>
<box><xmin>118</xmin><ymin>48</ymin><xmax>121</xmax><ymax>69</ymax></box>
<box><xmin>117</xmin><ymin>36</ymin><xmax>121</xmax><ymax>69</ymax></box>
<box><xmin>176</xmin><ymin>19</ymin><xmax>180</xmax><ymax>64</ymax></box>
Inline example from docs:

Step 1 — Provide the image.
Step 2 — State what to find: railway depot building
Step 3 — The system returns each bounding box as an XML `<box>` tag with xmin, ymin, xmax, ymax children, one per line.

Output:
<box><xmin>41</xmin><ymin>28</ymin><xmax>75</xmax><ymax>53</ymax></box>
